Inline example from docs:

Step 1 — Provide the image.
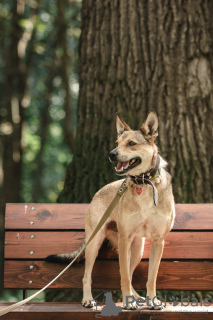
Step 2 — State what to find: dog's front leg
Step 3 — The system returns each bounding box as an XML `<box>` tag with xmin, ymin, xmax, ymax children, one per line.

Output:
<box><xmin>82</xmin><ymin>230</ymin><xmax>105</xmax><ymax>308</ymax></box>
<box><xmin>146</xmin><ymin>238</ymin><xmax>164</xmax><ymax>310</ymax></box>
<box><xmin>118</xmin><ymin>235</ymin><xmax>137</xmax><ymax>310</ymax></box>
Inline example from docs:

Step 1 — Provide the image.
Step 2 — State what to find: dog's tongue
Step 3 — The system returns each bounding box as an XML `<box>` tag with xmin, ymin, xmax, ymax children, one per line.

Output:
<box><xmin>117</xmin><ymin>161</ymin><xmax>129</xmax><ymax>170</ymax></box>
<box><xmin>123</xmin><ymin>161</ymin><xmax>129</xmax><ymax>169</ymax></box>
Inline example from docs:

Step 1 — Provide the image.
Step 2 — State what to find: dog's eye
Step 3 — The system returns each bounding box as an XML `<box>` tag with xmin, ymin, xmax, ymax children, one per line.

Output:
<box><xmin>128</xmin><ymin>141</ymin><xmax>136</xmax><ymax>146</ymax></box>
<box><xmin>115</xmin><ymin>141</ymin><xmax>118</xmax><ymax>147</ymax></box>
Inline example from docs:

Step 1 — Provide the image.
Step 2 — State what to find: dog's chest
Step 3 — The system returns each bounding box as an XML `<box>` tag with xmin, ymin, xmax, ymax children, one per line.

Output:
<box><xmin>119</xmin><ymin>185</ymin><xmax>168</xmax><ymax>238</ymax></box>
<box><xmin>129</xmin><ymin>183</ymin><xmax>154</xmax><ymax>208</ymax></box>
<box><xmin>133</xmin><ymin>210</ymin><xmax>163</xmax><ymax>238</ymax></box>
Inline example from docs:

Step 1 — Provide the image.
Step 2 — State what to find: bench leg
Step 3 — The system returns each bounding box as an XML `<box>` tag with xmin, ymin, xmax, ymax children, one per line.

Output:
<box><xmin>23</xmin><ymin>290</ymin><xmax>27</xmax><ymax>300</ymax></box>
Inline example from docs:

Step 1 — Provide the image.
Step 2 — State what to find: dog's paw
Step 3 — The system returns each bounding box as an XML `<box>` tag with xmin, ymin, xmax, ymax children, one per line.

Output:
<box><xmin>123</xmin><ymin>301</ymin><xmax>138</xmax><ymax>310</ymax></box>
<box><xmin>82</xmin><ymin>299</ymin><xmax>96</xmax><ymax>308</ymax></box>
<box><xmin>149</xmin><ymin>298</ymin><xmax>165</xmax><ymax>310</ymax></box>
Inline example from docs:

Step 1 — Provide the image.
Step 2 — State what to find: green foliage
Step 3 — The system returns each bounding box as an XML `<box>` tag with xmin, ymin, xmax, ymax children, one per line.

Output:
<box><xmin>0</xmin><ymin>290</ymin><xmax>45</xmax><ymax>303</ymax></box>
<box><xmin>0</xmin><ymin>0</ymin><xmax>81</xmax><ymax>203</ymax></box>
<box><xmin>0</xmin><ymin>0</ymin><xmax>81</xmax><ymax>303</ymax></box>
<box><xmin>18</xmin><ymin>1</ymin><xmax>81</xmax><ymax>203</ymax></box>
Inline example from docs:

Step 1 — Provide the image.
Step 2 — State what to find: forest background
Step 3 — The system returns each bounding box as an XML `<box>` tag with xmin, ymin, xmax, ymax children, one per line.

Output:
<box><xmin>0</xmin><ymin>0</ymin><xmax>212</xmax><ymax>303</ymax></box>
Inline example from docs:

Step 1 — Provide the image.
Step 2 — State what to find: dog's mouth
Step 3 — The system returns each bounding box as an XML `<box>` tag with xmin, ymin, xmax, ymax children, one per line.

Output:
<box><xmin>115</xmin><ymin>157</ymin><xmax>141</xmax><ymax>175</ymax></box>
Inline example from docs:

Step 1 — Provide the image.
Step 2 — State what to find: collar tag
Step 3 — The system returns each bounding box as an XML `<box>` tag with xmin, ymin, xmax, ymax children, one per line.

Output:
<box><xmin>136</xmin><ymin>187</ymin><xmax>142</xmax><ymax>195</ymax></box>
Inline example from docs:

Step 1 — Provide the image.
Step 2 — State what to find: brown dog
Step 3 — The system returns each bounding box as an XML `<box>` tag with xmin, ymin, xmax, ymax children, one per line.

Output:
<box><xmin>46</xmin><ymin>111</ymin><xmax>175</xmax><ymax>310</ymax></box>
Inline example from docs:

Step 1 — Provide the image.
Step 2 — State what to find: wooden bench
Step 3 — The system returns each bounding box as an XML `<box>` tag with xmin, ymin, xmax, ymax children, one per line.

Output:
<box><xmin>1</xmin><ymin>203</ymin><xmax>213</xmax><ymax>319</ymax></box>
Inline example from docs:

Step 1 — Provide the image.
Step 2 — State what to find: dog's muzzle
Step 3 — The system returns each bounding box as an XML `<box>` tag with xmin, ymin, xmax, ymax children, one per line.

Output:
<box><xmin>108</xmin><ymin>151</ymin><xmax>118</xmax><ymax>162</ymax></box>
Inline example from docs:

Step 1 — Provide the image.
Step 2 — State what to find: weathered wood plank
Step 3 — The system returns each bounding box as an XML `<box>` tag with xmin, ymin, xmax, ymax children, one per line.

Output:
<box><xmin>5</xmin><ymin>204</ymin><xmax>213</xmax><ymax>230</ymax></box>
<box><xmin>4</xmin><ymin>231</ymin><xmax>213</xmax><ymax>260</ymax></box>
<box><xmin>174</xmin><ymin>204</ymin><xmax>213</xmax><ymax>230</ymax></box>
<box><xmin>4</xmin><ymin>260</ymin><xmax>213</xmax><ymax>290</ymax></box>
<box><xmin>5</xmin><ymin>204</ymin><xmax>86</xmax><ymax>230</ymax></box>
<box><xmin>0</xmin><ymin>303</ymin><xmax>212</xmax><ymax>320</ymax></box>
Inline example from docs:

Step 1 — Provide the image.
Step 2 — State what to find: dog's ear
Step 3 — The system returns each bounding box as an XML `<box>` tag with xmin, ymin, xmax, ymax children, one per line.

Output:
<box><xmin>116</xmin><ymin>113</ymin><xmax>131</xmax><ymax>136</ymax></box>
<box><xmin>140</xmin><ymin>110</ymin><xmax>158</xmax><ymax>142</ymax></box>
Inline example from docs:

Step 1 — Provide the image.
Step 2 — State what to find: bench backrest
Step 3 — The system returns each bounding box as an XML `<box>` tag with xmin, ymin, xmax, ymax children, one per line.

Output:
<box><xmin>4</xmin><ymin>203</ymin><xmax>213</xmax><ymax>291</ymax></box>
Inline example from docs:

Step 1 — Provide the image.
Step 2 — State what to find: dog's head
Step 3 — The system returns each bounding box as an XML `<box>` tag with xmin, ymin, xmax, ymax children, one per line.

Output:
<box><xmin>109</xmin><ymin>111</ymin><xmax>159</xmax><ymax>176</ymax></box>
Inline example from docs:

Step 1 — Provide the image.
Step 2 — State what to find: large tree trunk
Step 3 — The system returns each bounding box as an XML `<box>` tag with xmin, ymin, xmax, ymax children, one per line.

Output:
<box><xmin>59</xmin><ymin>0</ymin><xmax>213</xmax><ymax>204</ymax></box>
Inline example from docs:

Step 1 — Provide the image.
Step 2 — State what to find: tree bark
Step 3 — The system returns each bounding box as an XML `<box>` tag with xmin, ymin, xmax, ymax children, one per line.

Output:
<box><xmin>60</xmin><ymin>0</ymin><xmax>213</xmax><ymax>204</ymax></box>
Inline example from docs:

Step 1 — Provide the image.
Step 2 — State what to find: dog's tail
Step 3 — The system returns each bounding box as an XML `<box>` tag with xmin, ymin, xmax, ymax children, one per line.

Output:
<box><xmin>45</xmin><ymin>239</ymin><xmax>86</xmax><ymax>264</ymax></box>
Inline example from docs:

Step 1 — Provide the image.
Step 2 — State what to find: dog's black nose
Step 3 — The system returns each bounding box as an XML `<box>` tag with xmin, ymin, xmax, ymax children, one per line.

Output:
<box><xmin>108</xmin><ymin>151</ymin><xmax>118</xmax><ymax>161</ymax></box>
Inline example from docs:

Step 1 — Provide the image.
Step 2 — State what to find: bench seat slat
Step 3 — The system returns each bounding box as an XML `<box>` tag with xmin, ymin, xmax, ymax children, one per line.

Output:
<box><xmin>5</xmin><ymin>204</ymin><xmax>86</xmax><ymax>230</ymax></box>
<box><xmin>4</xmin><ymin>231</ymin><xmax>213</xmax><ymax>260</ymax></box>
<box><xmin>5</xmin><ymin>204</ymin><xmax>213</xmax><ymax>230</ymax></box>
<box><xmin>0</xmin><ymin>303</ymin><xmax>212</xmax><ymax>320</ymax></box>
<box><xmin>4</xmin><ymin>260</ymin><xmax>213</xmax><ymax>290</ymax></box>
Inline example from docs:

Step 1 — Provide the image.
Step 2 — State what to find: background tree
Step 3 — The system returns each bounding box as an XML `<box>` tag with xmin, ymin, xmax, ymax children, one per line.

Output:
<box><xmin>0</xmin><ymin>0</ymin><xmax>81</xmax><ymax>302</ymax></box>
<box><xmin>60</xmin><ymin>0</ymin><xmax>213</xmax><ymax>205</ymax></box>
